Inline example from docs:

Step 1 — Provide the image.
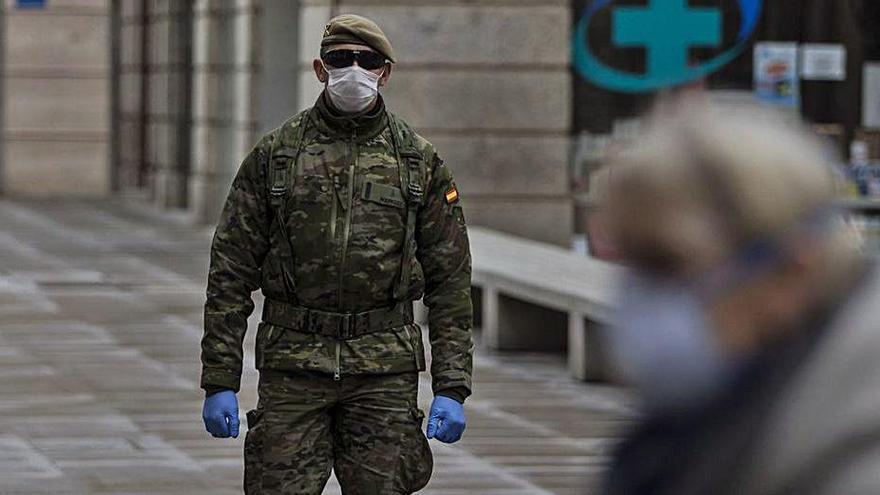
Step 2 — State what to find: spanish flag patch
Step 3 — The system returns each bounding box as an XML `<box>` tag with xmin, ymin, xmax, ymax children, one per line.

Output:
<box><xmin>445</xmin><ymin>186</ymin><xmax>459</xmax><ymax>204</ymax></box>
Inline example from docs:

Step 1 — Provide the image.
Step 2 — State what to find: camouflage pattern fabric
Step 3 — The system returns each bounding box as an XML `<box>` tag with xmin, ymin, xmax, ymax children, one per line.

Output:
<box><xmin>200</xmin><ymin>92</ymin><xmax>474</xmax><ymax>397</ymax></box>
<box><xmin>244</xmin><ymin>370</ymin><xmax>432</xmax><ymax>494</ymax></box>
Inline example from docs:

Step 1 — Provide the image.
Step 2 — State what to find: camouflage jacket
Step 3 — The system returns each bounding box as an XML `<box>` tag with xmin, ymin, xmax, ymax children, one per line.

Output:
<box><xmin>200</xmin><ymin>94</ymin><xmax>474</xmax><ymax>400</ymax></box>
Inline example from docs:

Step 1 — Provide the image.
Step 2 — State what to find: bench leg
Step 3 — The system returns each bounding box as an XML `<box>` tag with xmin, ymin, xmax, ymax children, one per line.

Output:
<box><xmin>481</xmin><ymin>286</ymin><xmax>567</xmax><ymax>351</ymax></box>
<box><xmin>568</xmin><ymin>312</ymin><xmax>588</xmax><ymax>380</ymax></box>
<box><xmin>568</xmin><ymin>312</ymin><xmax>605</xmax><ymax>381</ymax></box>
<box><xmin>481</xmin><ymin>286</ymin><xmax>501</xmax><ymax>349</ymax></box>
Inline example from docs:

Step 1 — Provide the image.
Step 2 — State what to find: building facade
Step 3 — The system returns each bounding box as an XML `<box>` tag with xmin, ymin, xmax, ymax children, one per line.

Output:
<box><xmin>3</xmin><ymin>0</ymin><xmax>878</xmax><ymax>245</ymax></box>
<box><xmin>1</xmin><ymin>0</ymin><xmax>112</xmax><ymax>196</ymax></box>
<box><xmin>116</xmin><ymin>0</ymin><xmax>574</xmax><ymax>245</ymax></box>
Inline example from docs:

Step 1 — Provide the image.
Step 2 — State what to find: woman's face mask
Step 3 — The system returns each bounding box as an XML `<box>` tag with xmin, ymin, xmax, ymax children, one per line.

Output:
<box><xmin>323</xmin><ymin>63</ymin><xmax>383</xmax><ymax>114</ymax></box>
<box><xmin>608</xmin><ymin>273</ymin><xmax>737</xmax><ymax>415</ymax></box>
<box><xmin>607</xmin><ymin>207</ymin><xmax>837</xmax><ymax>416</ymax></box>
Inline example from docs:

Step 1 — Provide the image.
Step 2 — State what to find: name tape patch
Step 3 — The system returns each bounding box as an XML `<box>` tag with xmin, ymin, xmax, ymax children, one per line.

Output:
<box><xmin>362</xmin><ymin>181</ymin><xmax>405</xmax><ymax>209</ymax></box>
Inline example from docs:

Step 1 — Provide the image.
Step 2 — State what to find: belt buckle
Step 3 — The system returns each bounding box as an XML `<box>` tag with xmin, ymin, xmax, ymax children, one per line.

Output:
<box><xmin>338</xmin><ymin>313</ymin><xmax>355</xmax><ymax>340</ymax></box>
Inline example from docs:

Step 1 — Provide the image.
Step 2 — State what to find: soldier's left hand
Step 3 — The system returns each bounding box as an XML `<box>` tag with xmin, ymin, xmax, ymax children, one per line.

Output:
<box><xmin>202</xmin><ymin>390</ymin><xmax>240</xmax><ymax>438</ymax></box>
<box><xmin>426</xmin><ymin>396</ymin><xmax>466</xmax><ymax>443</ymax></box>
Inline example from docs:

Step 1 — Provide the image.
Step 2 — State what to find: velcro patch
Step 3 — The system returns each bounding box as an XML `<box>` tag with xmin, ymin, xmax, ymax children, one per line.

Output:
<box><xmin>445</xmin><ymin>186</ymin><xmax>459</xmax><ymax>204</ymax></box>
<box><xmin>361</xmin><ymin>181</ymin><xmax>405</xmax><ymax>209</ymax></box>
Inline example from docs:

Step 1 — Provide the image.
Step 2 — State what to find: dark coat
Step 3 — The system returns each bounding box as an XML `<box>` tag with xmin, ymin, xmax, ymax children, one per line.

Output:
<box><xmin>603</xmin><ymin>265</ymin><xmax>880</xmax><ymax>495</ymax></box>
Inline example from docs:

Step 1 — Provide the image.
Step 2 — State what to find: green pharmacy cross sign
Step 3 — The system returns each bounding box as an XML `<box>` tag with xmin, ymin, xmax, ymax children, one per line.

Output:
<box><xmin>574</xmin><ymin>0</ymin><xmax>764</xmax><ymax>93</ymax></box>
<box><xmin>614</xmin><ymin>0</ymin><xmax>722</xmax><ymax>82</ymax></box>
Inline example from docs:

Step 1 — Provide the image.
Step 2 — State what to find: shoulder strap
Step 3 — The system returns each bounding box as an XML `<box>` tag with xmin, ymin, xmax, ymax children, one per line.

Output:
<box><xmin>387</xmin><ymin>113</ymin><xmax>428</xmax><ymax>204</ymax></box>
<box><xmin>266</xmin><ymin>109</ymin><xmax>311</xmax><ymax>303</ymax></box>
<box><xmin>268</xmin><ymin>109</ymin><xmax>311</xmax><ymax>209</ymax></box>
<box><xmin>388</xmin><ymin>113</ymin><xmax>428</xmax><ymax>301</ymax></box>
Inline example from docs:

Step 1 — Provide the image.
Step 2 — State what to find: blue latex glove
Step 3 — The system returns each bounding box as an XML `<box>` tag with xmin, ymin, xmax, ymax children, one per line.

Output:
<box><xmin>202</xmin><ymin>390</ymin><xmax>240</xmax><ymax>438</ymax></box>
<box><xmin>426</xmin><ymin>396</ymin><xmax>466</xmax><ymax>443</ymax></box>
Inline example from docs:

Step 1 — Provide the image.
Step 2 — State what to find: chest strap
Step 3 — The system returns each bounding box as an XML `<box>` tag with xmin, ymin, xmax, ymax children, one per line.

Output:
<box><xmin>267</xmin><ymin>109</ymin><xmax>312</xmax><ymax>304</ymax></box>
<box><xmin>262</xmin><ymin>298</ymin><xmax>414</xmax><ymax>340</ymax></box>
<box><xmin>387</xmin><ymin>115</ymin><xmax>426</xmax><ymax>301</ymax></box>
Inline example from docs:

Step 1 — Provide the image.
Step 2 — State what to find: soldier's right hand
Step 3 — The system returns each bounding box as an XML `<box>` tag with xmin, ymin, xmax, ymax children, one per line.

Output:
<box><xmin>202</xmin><ymin>390</ymin><xmax>240</xmax><ymax>438</ymax></box>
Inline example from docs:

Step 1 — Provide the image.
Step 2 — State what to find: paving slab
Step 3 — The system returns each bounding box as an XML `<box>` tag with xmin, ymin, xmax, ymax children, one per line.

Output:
<box><xmin>0</xmin><ymin>198</ymin><xmax>634</xmax><ymax>494</ymax></box>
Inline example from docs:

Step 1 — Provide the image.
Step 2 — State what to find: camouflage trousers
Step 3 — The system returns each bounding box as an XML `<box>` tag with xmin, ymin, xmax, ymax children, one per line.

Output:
<box><xmin>243</xmin><ymin>370</ymin><xmax>433</xmax><ymax>494</ymax></box>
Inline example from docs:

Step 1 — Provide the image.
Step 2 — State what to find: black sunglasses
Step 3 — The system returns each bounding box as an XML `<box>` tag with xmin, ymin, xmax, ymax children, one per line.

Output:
<box><xmin>322</xmin><ymin>49</ymin><xmax>387</xmax><ymax>71</ymax></box>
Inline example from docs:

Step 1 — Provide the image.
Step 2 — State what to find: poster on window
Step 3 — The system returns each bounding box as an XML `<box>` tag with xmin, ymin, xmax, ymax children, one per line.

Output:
<box><xmin>801</xmin><ymin>44</ymin><xmax>847</xmax><ymax>81</ymax></box>
<box><xmin>754</xmin><ymin>42</ymin><xmax>799</xmax><ymax>107</ymax></box>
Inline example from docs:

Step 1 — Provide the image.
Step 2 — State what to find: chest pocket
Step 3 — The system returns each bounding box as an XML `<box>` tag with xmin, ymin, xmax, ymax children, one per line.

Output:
<box><xmin>352</xmin><ymin>161</ymin><xmax>408</xmax><ymax>254</ymax></box>
<box><xmin>290</xmin><ymin>174</ymin><xmax>336</xmax><ymax>235</ymax></box>
<box><xmin>295</xmin><ymin>175</ymin><xmax>333</xmax><ymax>205</ymax></box>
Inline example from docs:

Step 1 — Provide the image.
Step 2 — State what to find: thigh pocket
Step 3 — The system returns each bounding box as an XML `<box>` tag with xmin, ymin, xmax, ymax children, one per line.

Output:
<box><xmin>394</xmin><ymin>407</ymin><xmax>434</xmax><ymax>493</ymax></box>
<box><xmin>244</xmin><ymin>409</ymin><xmax>265</xmax><ymax>495</ymax></box>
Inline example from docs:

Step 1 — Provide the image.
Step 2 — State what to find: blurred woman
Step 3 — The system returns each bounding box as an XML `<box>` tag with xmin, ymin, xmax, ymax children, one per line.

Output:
<box><xmin>599</xmin><ymin>104</ymin><xmax>880</xmax><ymax>495</ymax></box>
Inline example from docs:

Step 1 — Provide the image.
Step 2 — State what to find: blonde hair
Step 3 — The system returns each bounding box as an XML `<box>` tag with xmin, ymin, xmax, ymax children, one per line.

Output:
<box><xmin>602</xmin><ymin>103</ymin><xmax>863</xmax><ymax>276</ymax></box>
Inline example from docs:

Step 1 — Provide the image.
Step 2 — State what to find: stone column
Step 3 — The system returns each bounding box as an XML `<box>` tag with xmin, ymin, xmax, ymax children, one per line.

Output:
<box><xmin>149</xmin><ymin>0</ymin><xmax>194</xmax><ymax>209</ymax></box>
<box><xmin>298</xmin><ymin>0</ymin><xmax>573</xmax><ymax>245</ymax></box>
<box><xmin>255</xmin><ymin>0</ymin><xmax>301</xmax><ymax>135</ymax></box>
<box><xmin>190</xmin><ymin>0</ymin><xmax>261</xmax><ymax>224</ymax></box>
<box><xmin>0</xmin><ymin>3</ymin><xmax>5</xmax><ymax>195</ymax></box>
<box><xmin>115</xmin><ymin>0</ymin><xmax>150</xmax><ymax>191</ymax></box>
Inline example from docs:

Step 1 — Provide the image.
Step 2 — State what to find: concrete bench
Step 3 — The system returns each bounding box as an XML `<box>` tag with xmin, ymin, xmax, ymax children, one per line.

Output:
<box><xmin>468</xmin><ymin>227</ymin><xmax>621</xmax><ymax>381</ymax></box>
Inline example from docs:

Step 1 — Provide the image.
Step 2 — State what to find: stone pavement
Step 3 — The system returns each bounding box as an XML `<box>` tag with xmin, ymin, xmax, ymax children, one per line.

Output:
<box><xmin>0</xmin><ymin>198</ymin><xmax>634</xmax><ymax>495</ymax></box>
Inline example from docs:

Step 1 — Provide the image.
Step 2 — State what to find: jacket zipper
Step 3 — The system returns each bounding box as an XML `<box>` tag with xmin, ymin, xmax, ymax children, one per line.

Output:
<box><xmin>337</xmin><ymin>134</ymin><xmax>357</xmax><ymax>308</ymax></box>
<box><xmin>329</xmin><ymin>185</ymin><xmax>338</xmax><ymax>238</ymax></box>
<box><xmin>334</xmin><ymin>132</ymin><xmax>358</xmax><ymax>382</ymax></box>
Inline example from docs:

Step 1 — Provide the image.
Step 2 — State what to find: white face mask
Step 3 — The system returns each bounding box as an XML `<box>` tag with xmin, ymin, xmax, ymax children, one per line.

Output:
<box><xmin>606</xmin><ymin>273</ymin><xmax>737</xmax><ymax>415</ymax></box>
<box><xmin>323</xmin><ymin>63</ymin><xmax>383</xmax><ymax>114</ymax></box>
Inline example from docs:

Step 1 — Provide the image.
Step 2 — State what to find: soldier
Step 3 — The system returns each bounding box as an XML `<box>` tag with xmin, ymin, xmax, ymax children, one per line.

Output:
<box><xmin>199</xmin><ymin>14</ymin><xmax>474</xmax><ymax>495</ymax></box>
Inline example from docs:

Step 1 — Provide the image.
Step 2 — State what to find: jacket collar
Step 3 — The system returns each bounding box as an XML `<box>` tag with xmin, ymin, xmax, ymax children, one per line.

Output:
<box><xmin>311</xmin><ymin>91</ymin><xmax>389</xmax><ymax>142</ymax></box>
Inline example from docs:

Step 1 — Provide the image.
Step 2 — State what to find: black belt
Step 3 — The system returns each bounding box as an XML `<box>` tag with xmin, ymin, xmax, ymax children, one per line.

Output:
<box><xmin>261</xmin><ymin>299</ymin><xmax>414</xmax><ymax>339</ymax></box>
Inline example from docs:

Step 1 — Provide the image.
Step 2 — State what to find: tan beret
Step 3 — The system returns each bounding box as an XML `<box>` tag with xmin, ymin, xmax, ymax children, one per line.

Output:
<box><xmin>321</xmin><ymin>14</ymin><xmax>395</xmax><ymax>63</ymax></box>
